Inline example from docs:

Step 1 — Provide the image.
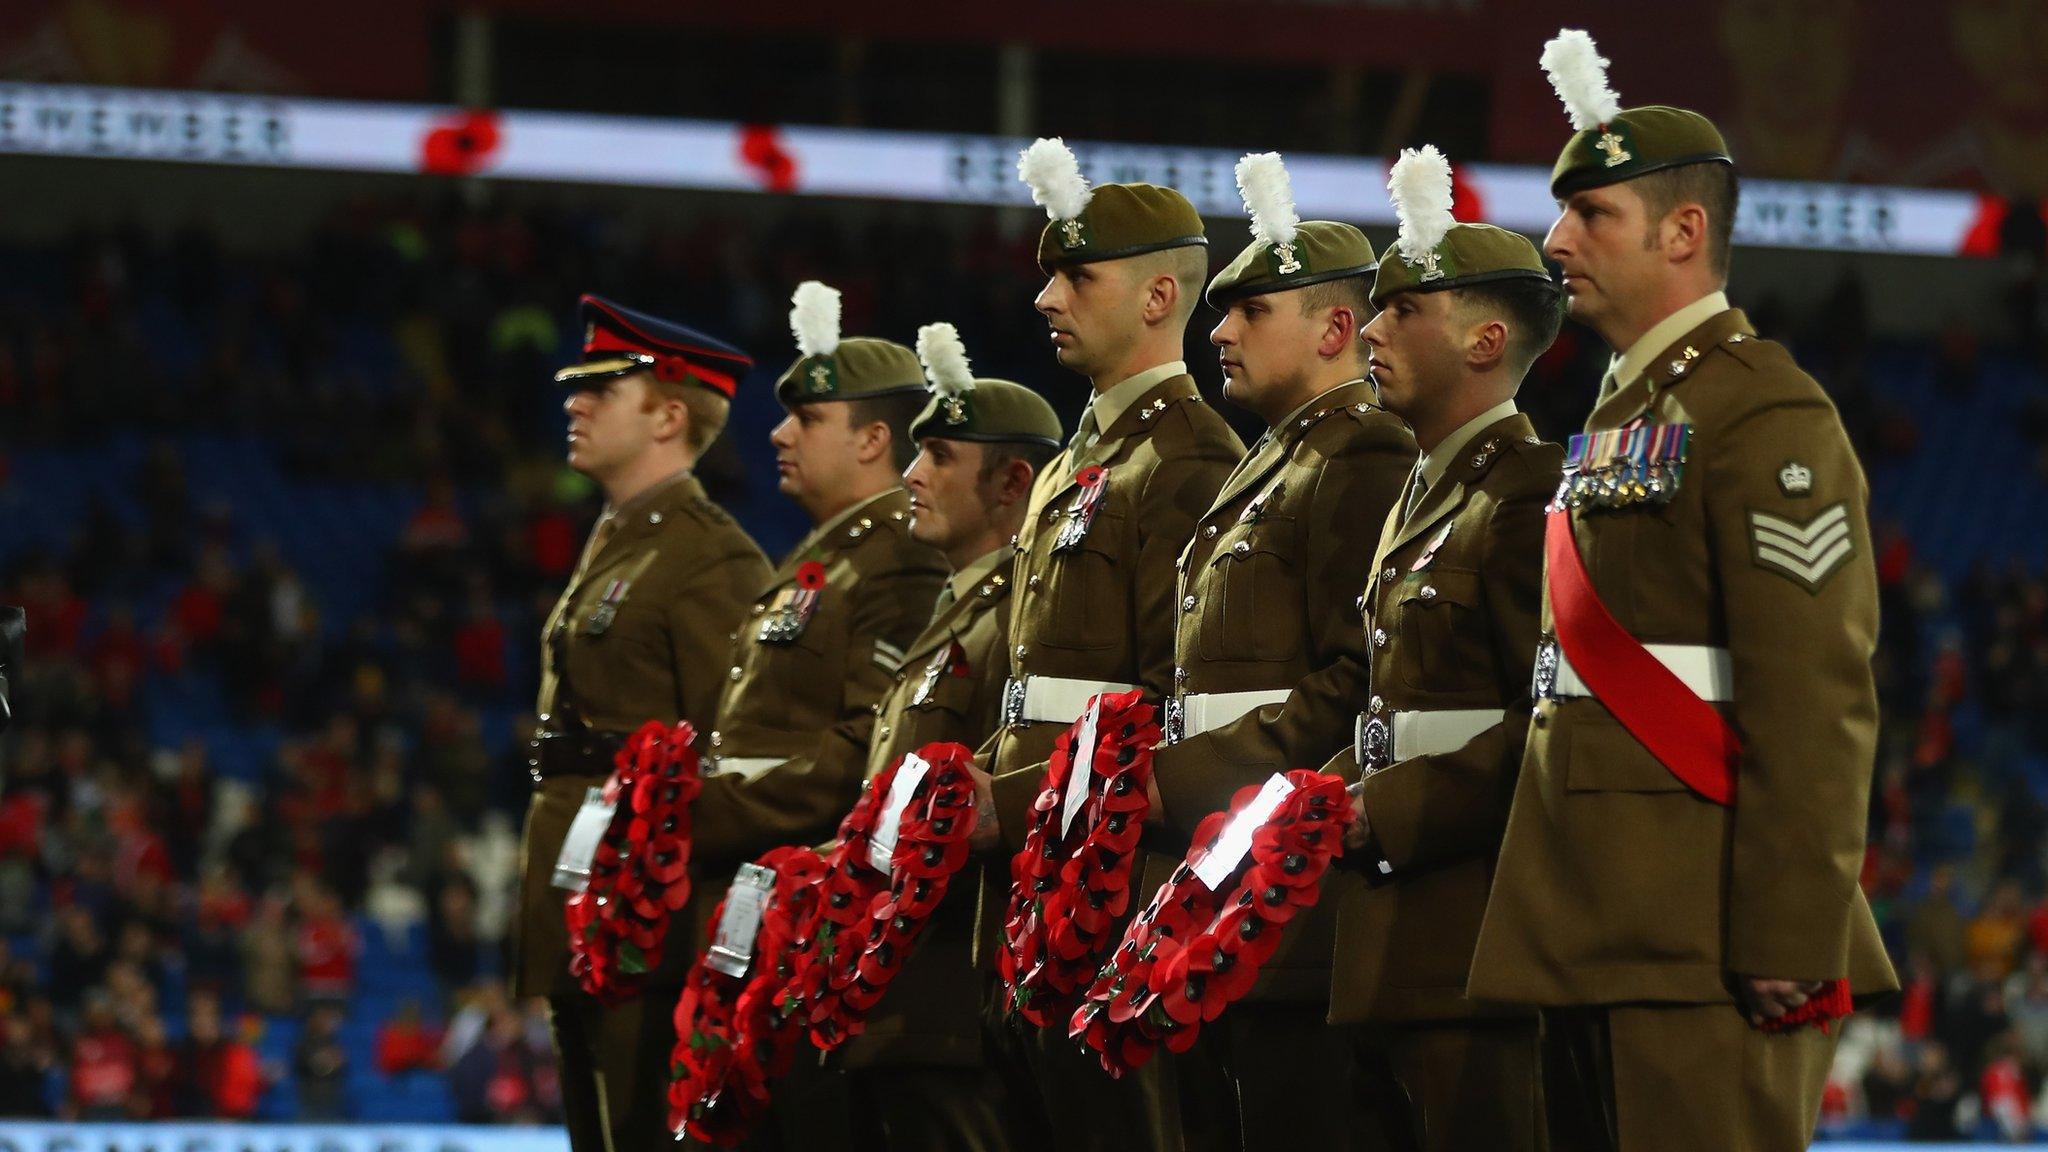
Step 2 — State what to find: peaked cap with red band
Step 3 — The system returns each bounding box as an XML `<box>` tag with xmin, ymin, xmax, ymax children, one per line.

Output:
<box><xmin>555</xmin><ymin>294</ymin><xmax>754</xmax><ymax>399</ymax></box>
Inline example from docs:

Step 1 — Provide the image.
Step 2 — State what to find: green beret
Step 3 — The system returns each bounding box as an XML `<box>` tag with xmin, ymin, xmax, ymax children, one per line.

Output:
<box><xmin>909</xmin><ymin>378</ymin><xmax>1063</xmax><ymax>450</ymax></box>
<box><xmin>773</xmin><ymin>337</ymin><xmax>927</xmax><ymax>407</ymax></box>
<box><xmin>1205</xmin><ymin>220</ymin><xmax>1378</xmax><ymax>309</ymax></box>
<box><xmin>1551</xmin><ymin>105</ymin><xmax>1732</xmax><ymax>198</ymax></box>
<box><xmin>1370</xmin><ymin>223</ymin><xmax>1554</xmax><ymax>308</ymax></box>
<box><xmin>1036</xmin><ymin>183</ymin><xmax>1207</xmax><ymax>273</ymax></box>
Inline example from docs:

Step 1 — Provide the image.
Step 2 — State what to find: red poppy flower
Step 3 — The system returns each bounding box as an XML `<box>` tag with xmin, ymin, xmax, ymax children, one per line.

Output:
<box><xmin>1078</xmin><ymin>465</ymin><xmax>1106</xmax><ymax>488</ymax></box>
<box><xmin>794</xmin><ymin>561</ymin><xmax>828</xmax><ymax>591</ymax></box>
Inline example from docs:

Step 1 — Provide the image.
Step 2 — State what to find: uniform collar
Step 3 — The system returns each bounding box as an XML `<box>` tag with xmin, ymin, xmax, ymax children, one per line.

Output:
<box><xmin>1609</xmin><ymin>290</ymin><xmax>1730</xmax><ymax>393</ymax></box>
<box><xmin>1417</xmin><ymin>399</ymin><xmax>1519</xmax><ymax>492</ymax></box>
<box><xmin>1272</xmin><ymin>378</ymin><xmax>1369</xmax><ymax>439</ymax></box>
<box><xmin>947</xmin><ymin>545</ymin><xmax>1012</xmax><ymax>605</ymax></box>
<box><xmin>1087</xmin><ymin>360</ymin><xmax>1186</xmax><ymax>434</ymax></box>
<box><xmin>795</xmin><ymin>486</ymin><xmax>902</xmax><ymax>556</ymax></box>
<box><xmin>598</xmin><ymin>467</ymin><xmax>693</xmax><ymax>528</ymax></box>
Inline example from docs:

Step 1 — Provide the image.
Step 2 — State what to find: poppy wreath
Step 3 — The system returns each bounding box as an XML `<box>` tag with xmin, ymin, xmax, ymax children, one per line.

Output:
<box><xmin>998</xmin><ymin>689</ymin><xmax>1158</xmax><ymax>1027</ymax></box>
<box><xmin>1070</xmin><ymin>769</ymin><xmax>1352</xmax><ymax>1077</ymax></box>
<box><xmin>801</xmin><ymin>741</ymin><xmax>979</xmax><ymax>1050</ymax></box>
<box><xmin>667</xmin><ymin>844</ymin><xmax>827</xmax><ymax>1146</ymax></box>
<box><xmin>771</xmin><ymin>762</ymin><xmax>895</xmax><ymax>1033</ymax></box>
<box><xmin>563</xmin><ymin>720</ymin><xmax>703</xmax><ymax>1003</ymax></box>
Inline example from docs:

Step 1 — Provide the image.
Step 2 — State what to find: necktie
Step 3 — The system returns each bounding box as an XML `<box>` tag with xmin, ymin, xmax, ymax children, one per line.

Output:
<box><xmin>929</xmin><ymin>583</ymin><xmax>957</xmax><ymax>625</ymax></box>
<box><xmin>1402</xmin><ymin>468</ymin><xmax>1429</xmax><ymax>523</ymax></box>
<box><xmin>1067</xmin><ymin>407</ymin><xmax>1099</xmax><ymax>461</ymax></box>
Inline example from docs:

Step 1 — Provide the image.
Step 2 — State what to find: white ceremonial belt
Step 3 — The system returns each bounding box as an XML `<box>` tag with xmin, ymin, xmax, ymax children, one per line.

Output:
<box><xmin>1543</xmin><ymin>641</ymin><xmax>1734</xmax><ymax>703</ymax></box>
<box><xmin>1169</xmin><ymin>688</ymin><xmax>1292</xmax><ymax>743</ymax></box>
<box><xmin>1356</xmin><ymin>708</ymin><xmax>1505</xmax><ymax>772</ymax></box>
<box><xmin>1001</xmin><ymin>675</ymin><xmax>1140</xmax><ymax>726</ymax></box>
<box><xmin>711</xmin><ymin>756</ymin><xmax>789</xmax><ymax>781</ymax></box>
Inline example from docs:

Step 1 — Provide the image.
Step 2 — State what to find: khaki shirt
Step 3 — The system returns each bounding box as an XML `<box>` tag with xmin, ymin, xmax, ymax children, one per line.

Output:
<box><xmin>1324</xmin><ymin>411</ymin><xmax>1560</xmax><ymax>1023</ymax></box>
<box><xmin>1147</xmin><ymin>379</ymin><xmax>1415</xmax><ymax>1003</ymax></box>
<box><xmin>1468</xmin><ymin>307</ymin><xmax>1898</xmax><ymax>1008</ymax></box>
<box><xmin>513</xmin><ymin>472</ymin><xmax>770</xmax><ymax>999</ymax></box>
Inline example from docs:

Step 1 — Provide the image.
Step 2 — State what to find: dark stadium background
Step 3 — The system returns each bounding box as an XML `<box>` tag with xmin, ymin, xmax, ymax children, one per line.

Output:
<box><xmin>0</xmin><ymin>1</ymin><xmax>2045</xmax><ymax>1146</ymax></box>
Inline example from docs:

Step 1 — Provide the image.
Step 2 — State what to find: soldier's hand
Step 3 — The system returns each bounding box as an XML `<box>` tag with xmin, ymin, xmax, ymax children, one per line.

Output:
<box><xmin>1343</xmin><ymin>781</ymin><xmax>1370</xmax><ymax>851</ymax></box>
<box><xmin>1734</xmin><ymin>975</ymin><xmax>1824</xmax><ymax>1027</ymax></box>
<box><xmin>966</xmin><ymin>759</ymin><xmax>1001</xmax><ymax>852</ymax></box>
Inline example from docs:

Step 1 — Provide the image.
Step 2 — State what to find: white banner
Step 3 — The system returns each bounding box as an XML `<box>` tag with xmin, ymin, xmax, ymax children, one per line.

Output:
<box><xmin>0</xmin><ymin>82</ymin><xmax>1996</xmax><ymax>258</ymax></box>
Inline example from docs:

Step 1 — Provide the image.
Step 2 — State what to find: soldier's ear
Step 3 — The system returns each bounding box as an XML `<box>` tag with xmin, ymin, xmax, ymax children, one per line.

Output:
<box><xmin>995</xmin><ymin>456</ymin><xmax>1036</xmax><ymax>506</ymax></box>
<box><xmin>1318</xmin><ymin>306</ymin><xmax>1358</xmax><ymax>361</ymax></box>
<box><xmin>1661</xmin><ymin>201</ymin><xmax>1710</xmax><ymax>268</ymax></box>
<box><xmin>1465</xmin><ymin>316</ymin><xmax>1510</xmax><ymax>373</ymax></box>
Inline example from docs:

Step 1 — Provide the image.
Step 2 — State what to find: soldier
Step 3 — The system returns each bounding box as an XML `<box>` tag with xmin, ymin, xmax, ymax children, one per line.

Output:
<box><xmin>967</xmin><ymin>138</ymin><xmax>1244</xmax><ymax>1152</ymax></box>
<box><xmin>1466</xmin><ymin>31</ymin><xmax>1898</xmax><ymax>1152</ymax></box>
<box><xmin>1141</xmin><ymin>152</ymin><xmax>1414</xmax><ymax>1150</ymax></box>
<box><xmin>1328</xmin><ymin>147</ymin><xmax>1565</xmax><ymax>1152</ymax></box>
<box><xmin>835</xmin><ymin>322</ymin><xmax>1063</xmax><ymax>1152</ymax></box>
<box><xmin>516</xmin><ymin>295</ymin><xmax>772</xmax><ymax>1152</ymax></box>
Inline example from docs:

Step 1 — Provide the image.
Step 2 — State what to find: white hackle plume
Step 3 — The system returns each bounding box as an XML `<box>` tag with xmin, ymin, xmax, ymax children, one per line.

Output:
<box><xmin>1017</xmin><ymin>137</ymin><xmax>1093</xmax><ymax>221</ymax></box>
<box><xmin>1541</xmin><ymin>29</ymin><xmax>1622</xmax><ymax>131</ymax></box>
<box><xmin>916</xmin><ymin>322</ymin><xmax>974</xmax><ymax>397</ymax></box>
<box><xmin>1388</xmin><ymin>146</ymin><xmax>1456</xmax><ymax>265</ymax></box>
<box><xmin>1234</xmin><ymin>152</ymin><xmax>1300</xmax><ymax>251</ymax></box>
<box><xmin>789</xmin><ymin>280</ymin><xmax>841</xmax><ymax>358</ymax></box>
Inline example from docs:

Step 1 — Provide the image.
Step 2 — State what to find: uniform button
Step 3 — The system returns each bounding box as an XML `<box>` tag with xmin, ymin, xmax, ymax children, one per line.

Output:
<box><xmin>1420</xmin><ymin>586</ymin><xmax>1438</xmax><ymax>600</ymax></box>
<box><xmin>895</xmin><ymin>672</ymin><xmax>907</xmax><ymax>684</ymax></box>
<box><xmin>1047</xmin><ymin>508</ymin><xmax>1060</xmax><ymax>523</ymax></box>
<box><xmin>1181</xmin><ymin>595</ymin><xmax>1196</xmax><ymax>611</ymax></box>
<box><xmin>1016</xmin><ymin>644</ymin><xmax>1027</xmax><ymax>660</ymax></box>
<box><xmin>879</xmin><ymin>724</ymin><xmax>891</xmax><ymax>740</ymax></box>
<box><xmin>1355</xmin><ymin>595</ymin><xmax>1365</xmax><ymax>613</ymax></box>
<box><xmin>710</xmin><ymin>731</ymin><xmax>724</xmax><ymax>747</ymax></box>
<box><xmin>727</xmin><ymin>631</ymin><xmax>738</xmax><ymax>642</ymax></box>
<box><xmin>1232</xmin><ymin>540</ymin><xmax>1250</xmax><ymax>555</ymax></box>
<box><xmin>872</xmin><ymin>703</ymin><xmax>883</xmax><ymax>715</ymax></box>
<box><xmin>648</xmin><ymin>511</ymin><xmax>664</xmax><ymax>525</ymax></box>
<box><xmin>1382</xmin><ymin>567</ymin><xmax>1398</xmax><ymax>582</ymax></box>
<box><xmin>1009</xmin><ymin>534</ymin><xmax>1020</xmax><ymax>547</ymax></box>
<box><xmin>1369</xmin><ymin>695</ymin><xmax>1384</xmax><ymax>715</ymax></box>
<box><xmin>729</xmin><ymin>666</ymin><xmax>742</xmax><ymax>681</ymax></box>
<box><xmin>1029</xmin><ymin>574</ymin><xmax>1042</xmax><ymax>589</ymax></box>
<box><xmin>1202</xmin><ymin>525</ymin><xmax>1218</xmax><ymax>540</ymax></box>
<box><xmin>752</xmin><ymin>603</ymin><xmax>766</xmax><ymax>616</ymax></box>
<box><xmin>1372</xmin><ymin>628</ymin><xmax>1387</xmax><ymax>649</ymax></box>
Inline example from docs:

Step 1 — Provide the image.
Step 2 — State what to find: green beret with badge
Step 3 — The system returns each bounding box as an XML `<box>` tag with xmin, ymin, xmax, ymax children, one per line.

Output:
<box><xmin>908</xmin><ymin>322</ymin><xmax>1064</xmax><ymax>449</ymax></box>
<box><xmin>1371</xmin><ymin>144</ymin><xmax>1554</xmax><ymax>308</ymax></box>
<box><xmin>1206</xmin><ymin>151</ymin><xmax>1378</xmax><ymax>308</ymax></box>
<box><xmin>1018</xmin><ymin>137</ymin><xmax>1207</xmax><ymax>273</ymax></box>
<box><xmin>1540</xmin><ymin>29</ymin><xmax>1732</xmax><ymax>197</ymax></box>
<box><xmin>774</xmin><ymin>280</ymin><xmax>928</xmax><ymax>407</ymax></box>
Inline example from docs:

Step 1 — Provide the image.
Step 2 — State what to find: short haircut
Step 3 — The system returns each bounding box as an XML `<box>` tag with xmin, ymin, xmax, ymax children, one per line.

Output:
<box><xmin>1135</xmin><ymin>245</ymin><xmax>1215</xmax><ymax>323</ymax></box>
<box><xmin>847</xmin><ymin>391</ymin><xmax>929</xmax><ymax>472</ymax></box>
<box><xmin>1296</xmin><ymin>275</ymin><xmax>1375</xmax><ymax>325</ymax></box>
<box><xmin>1452</xmin><ymin>277</ymin><xmax>1568</xmax><ymax>378</ymax></box>
<box><xmin>641</xmin><ymin>374</ymin><xmax>731</xmax><ymax>456</ymax></box>
<box><xmin>1632</xmin><ymin>161</ymin><xmax>1740</xmax><ymax>281</ymax></box>
<box><xmin>976</xmin><ymin>439</ymin><xmax>1061</xmax><ymax>486</ymax></box>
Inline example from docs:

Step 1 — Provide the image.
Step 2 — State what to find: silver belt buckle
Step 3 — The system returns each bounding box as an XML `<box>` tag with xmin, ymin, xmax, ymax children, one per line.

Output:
<box><xmin>1356</xmin><ymin>714</ymin><xmax>1392</xmax><ymax>774</ymax></box>
<box><xmin>1001</xmin><ymin>677</ymin><xmax>1028</xmax><ymax>727</ymax></box>
<box><xmin>1163</xmin><ymin>695</ymin><xmax>1186</xmax><ymax>745</ymax></box>
<box><xmin>1532</xmin><ymin>635</ymin><xmax>1561</xmax><ymax>701</ymax></box>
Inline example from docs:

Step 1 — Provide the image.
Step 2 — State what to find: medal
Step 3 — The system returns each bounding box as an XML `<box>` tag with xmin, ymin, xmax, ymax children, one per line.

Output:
<box><xmin>582</xmin><ymin>578</ymin><xmax>630</xmax><ymax>636</ymax></box>
<box><xmin>759</xmin><ymin>561</ymin><xmax>826</xmax><ymax>643</ymax></box>
<box><xmin>1411</xmin><ymin>522</ymin><xmax>1454</xmax><ymax>572</ymax></box>
<box><xmin>1053</xmin><ymin>465</ymin><xmax>1111</xmax><ymax>553</ymax></box>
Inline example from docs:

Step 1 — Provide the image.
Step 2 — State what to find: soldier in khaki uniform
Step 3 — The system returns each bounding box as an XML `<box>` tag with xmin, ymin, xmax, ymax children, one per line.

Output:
<box><xmin>516</xmin><ymin>296</ymin><xmax>772</xmax><ymax>1152</ymax></box>
<box><xmin>1324</xmin><ymin>149</ymin><xmax>1567</xmax><ymax>1152</ymax></box>
<box><xmin>1465</xmin><ymin>32</ymin><xmax>1898</xmax><ymax>1152</ymax></box>
<box><xmin>1140</xmin><ymin>152</ymin><xmax>1414</xmax><ymax>1151</ymax></box>
<box><xmin>835</xmin><ymin>323</ymin><xmax>1063</xmax><ymax>1152</ymax></box>
<box><xmin>966</xmin><ymin>138</ymin><xmax>1243</xmax><ymax>1152</ymax></box>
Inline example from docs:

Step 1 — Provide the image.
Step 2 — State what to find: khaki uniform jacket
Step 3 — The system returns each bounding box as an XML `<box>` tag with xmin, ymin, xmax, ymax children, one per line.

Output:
<box><xmin>840</xmin><ymin>549</ymin><xmax>1016</xmax><ymax>1071</ymax></box>
<box><xmin>1325</xmin><ymin>412</ymin><xmax>1559</xmax><ymax>1024</ymax></box>
<box><xmin>980</xmin><ymin>373</ymin><xmax>1243</xmax><ymax>950</ymax></box>
<box><xmin>513</xmin><ymin>474</ymin><xmax>769</xmax><ymax>999</ymax></box>
<box><xmin>685</xmin><ymin>488</ymin><xmax>948</xmax><ymax>950</ymax></box>
<box><xmin>1150</xmin><ymin>379</ymin><xmax>1414</xmax><ymax>1003</ymax></box>
<box><xmin>1467</xmin><ymin>309</ymin><xmax>1899</xmax><ymax>1008</ymax></box>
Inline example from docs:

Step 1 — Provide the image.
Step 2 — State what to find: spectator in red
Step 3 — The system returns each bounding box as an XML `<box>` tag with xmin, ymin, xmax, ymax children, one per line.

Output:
<box><xmin>293</xmin><ymin>881</ymin><xmax>359</xmax><ymax>1005</ymax></box>
<box><xmin>450</xmin><ymin>600</ymin><xmax>507</xmax><ymax>691</ymax></box>
<box><xmin>1979</xmin><ymin>1032</ymin><xmax>2032</xmax><ymax>1142</ymax></box>
<box><xmin>168</xmin><ymin>546</ymin><xmax>235</xmax><ymax>652</ymax></box>
<box><xmin>376</xmin><ymin>1000</ymin><xmax>443</xmax><ymax>1076</ymax></box>
<box><xmin>525</xmin><ymin>498</ymin><xmax>580</xmax><ymax>581</ymax></box>
<box><xmin>66</xmin><ymin>993</ymin><xmax>136</xmax><ymax>1120</ymax></box>
<box><xmin>1900</xmin><ymin>952</ymin><xmax>1941</xmax><ymax>1042</ymax></box>
<box><xmin>129</xmin><ymin>1016</ymin><xmax>177</xmax><ymax>1119</ymax></box>
<box><xmin>177</xmin><ymin>992</ymin><xmax>264</xmax><ymax>1119</ymax></box>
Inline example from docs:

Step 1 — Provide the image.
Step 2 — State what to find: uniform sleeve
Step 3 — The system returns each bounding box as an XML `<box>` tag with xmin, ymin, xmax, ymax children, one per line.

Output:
<box><xmin>1707</xmin><ymin>393</ymin><xmax>1879</xmax><ymax>980</ymax></box>
<box><xmin>667</xmin><ymin>540</ymin><xmax>771</xmax><ymax>735</ymax></box>
<box><xmin>1133</xmin><ymin>421</ymin><xmax>1241</xmax><ymax>700</ymax></box>
<box><xmin>1153</xmin><ymin>422</ymin><xmax>1411</xmax><ymax>833</ymax></box>
<box><xmin>691</xmin><ymin>552</ymin><xmax>947</xmax><ymax>866</ymax></box>
<box><xmin>1356</xmin><ymin>488</ymin><xmax>1546</xmax><ymax>873</ymax></box>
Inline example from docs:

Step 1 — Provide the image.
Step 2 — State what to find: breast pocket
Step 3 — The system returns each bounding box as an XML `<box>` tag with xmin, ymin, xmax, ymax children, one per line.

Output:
<box><xmin>1038</xmin><ymin>508</ymin><xmax>1124</xmax><ymax>652</ymax></box>
<box><xmin>1395</xmin><ymin>567</ymin><xmax>1486</xmax><ymax>692</ymax></box>
<box><xmin>1198</xmin><ymin>522</ymin><xmax>1301</xmax><ymax>664</ymax></box>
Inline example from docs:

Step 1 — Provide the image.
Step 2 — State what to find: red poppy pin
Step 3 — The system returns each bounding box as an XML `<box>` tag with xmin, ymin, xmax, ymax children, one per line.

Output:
<box><xmin>1078</xmin><ymin>465</ymin><xmax>1106</xmax><ymax>488</ymax></box>
<box><xmin>795</xmin><ymin>561</ymin><xmax>828</xmax><ymax>591</ymax></box>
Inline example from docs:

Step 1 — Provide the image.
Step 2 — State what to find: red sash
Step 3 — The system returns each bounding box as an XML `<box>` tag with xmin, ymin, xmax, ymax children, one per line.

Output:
<box><xmin>1544</xmin><ymin>505</ymin><xmax>1739</xmax><ymax>806</ymax></box>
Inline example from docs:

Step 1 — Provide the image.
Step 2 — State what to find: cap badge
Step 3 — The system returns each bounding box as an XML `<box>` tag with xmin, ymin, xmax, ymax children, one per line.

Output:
<box><xmin>1405</xmin><ymin>246</ymin><xmax>1445</xmax><ymax>283</ymax></box>
<box><xmin>806</xmin><ymin>360</ymin><xmax>834</xmax><ymax>394</ymax></box>
<box><xmin>1273</xmin><ymin>241</ymin><xmax>1302</xmax><ymax>276</ymax></box>
<box><xmin>941</xmin><ymin>396</ymin><xmax>969</xmax><ymax>425</ymax></box>
<box><xmin>1059</xmin><ymin>218</ymin><xmax>1086</xmax><ymax>249</ymax></box>
<box><xmin>1596</xmin><ymin>128</ymin><xmax>1632</xmax><ymax>168</ymax></box>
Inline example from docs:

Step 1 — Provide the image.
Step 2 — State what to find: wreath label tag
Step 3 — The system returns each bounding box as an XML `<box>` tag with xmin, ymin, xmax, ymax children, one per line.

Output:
<box><xmin>1061</xmin><ymin>697</ymin><xmax>1105</xmax><ymax>836</ymax></box>
<box><xmin>866</xmin><ymin>753</ymin><xmax>932</xmax><ymax>875</ymax></box>
<box><xmin>1191</xmin><ymin>774</ymin><xmax>1294</xmax><ymax>890</ymax></box>
<box><xmin>551</xmin><ymin>786</ymin><xmax>619</xmax><ymax>892</ymax></box>
<box><xmin>706</xmin><ymin>862</ymin><xmax>777</xmax><ymax>978</ymax></box>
